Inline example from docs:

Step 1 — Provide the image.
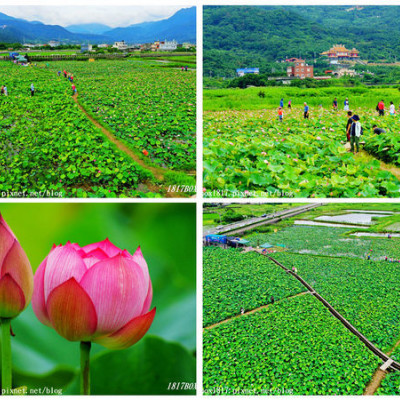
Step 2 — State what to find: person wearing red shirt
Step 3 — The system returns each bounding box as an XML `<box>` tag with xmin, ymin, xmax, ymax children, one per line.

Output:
<box><xmin>278</xmin><ymin>107</ymin><xmax>283</xmax><ymax>121</ymax></box>
<box><xmin>377</xmin><ymin>100</ymin><xmax>385</xmax><ymax>116</ymax></box>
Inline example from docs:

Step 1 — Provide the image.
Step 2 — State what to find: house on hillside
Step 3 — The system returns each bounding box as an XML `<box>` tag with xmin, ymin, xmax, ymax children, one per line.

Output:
<box><xmin>286</xmin><ymin>59</ymin><xmax>313</xmax><ymax>79</ymax></box>
<box><xmin>48</xmin><ymin>40</ymin><xmax>60</xmax><ymax>47</ymax></box>
<box><xmin>236</xmin><ymin>68</ymin><xmax>259</xmax><ymax>77</ymax></box>
<box><xmin>113</xmin><ymin>41</ymin><xmax>128</xmax><ymax>51</ymax></box>
<box><xmin>335</xmin><ymin>68</ymin><xmax>358</xmax><ymax>77</ymax></box>
<box><xmin>321</xmin><ymin>45</ymin><xmax>359</xmax><ymax>64</ymax></box>
<box><xmin>81</xmin><ymin>44</ymin><xmax>93</xmax><ymax>53</ymax></box>
<box><xmin>159</xmin><ymin>40</ymin><xmax>178</xmax><ymax>51</ymax></box>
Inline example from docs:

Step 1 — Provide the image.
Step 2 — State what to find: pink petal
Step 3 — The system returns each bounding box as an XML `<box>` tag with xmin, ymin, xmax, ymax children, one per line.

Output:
<box><xmin>82</xmin><ymin>248</ymin><xmax>109</xmax><ymax>268</ymax></box>
<box><xmin>81</xmin><ymin>238</ymin><xmax>121</xmax><ymax>258</ymax></box>
<box><xmin>94</xmin><ymin>307</ymin><xmax>156</xmax><ymax>350</ymax></box>
<box><xmin>141</xmin><ymin>279</ymin><xmax>153</xmax><ymax>314</ymax></box>
<box><xmin>44</xmin><ymin>243</ymin><xmax>87</xmax><ymax>302</ymax></box>
<box><xmin>80</xmin><ymin>254</ymin><xmax>148</xmax><ymax>334</ymax></box>
<box><xmin>132</xmin><ymin>246</ymin><xmax>150</xmax><ymax>286</ymax></box>
<box><xmin>0</xmin><ymin>213</ymin><xmax>16</xmax><ymax>239</ymax></box>
<box><xmin>67</xmin><ymin>241</ymin><xmax>82</xmax><ymax>251</ymax></box>
<box><xmin>32</xmin><ymin>257</ymin><xmax>51</xmax><ymax>326</ymax></box>
<box><xmin>46</xmin><ymin>278</ymin><xmax>98</xmax><ymax>342</ymax></box>
<box><xmin>0</xmin><ymin>219</ymin><xmax>16</xmax><ymax>270</ymax></box>
<box><xmin>0</xmin><ymin>273</ymin><xmax>25</xmax><ymax>318</ymax></box>
<box><xmin>2</xmin><ymin>240</ymin><xmax>33</xmax><ymax>306</ymax></box>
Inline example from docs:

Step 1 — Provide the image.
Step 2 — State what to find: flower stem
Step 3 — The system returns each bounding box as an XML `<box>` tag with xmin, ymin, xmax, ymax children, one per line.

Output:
<box><xmin>1</xmin><ymin>318</ymin><xmax>12</xmax><ymax>394</ymax></box>
<box><xmin>80</xmin><ymin>341</ymin><xmax>91</xmax><ymax>395</ymax></box>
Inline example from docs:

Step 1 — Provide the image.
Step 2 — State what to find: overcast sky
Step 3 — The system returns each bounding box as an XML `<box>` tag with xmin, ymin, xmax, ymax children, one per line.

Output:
<box><xmin>0</xmin><ymin>6</ymin><xmax>186</xmax><ymax>27</ymax></box>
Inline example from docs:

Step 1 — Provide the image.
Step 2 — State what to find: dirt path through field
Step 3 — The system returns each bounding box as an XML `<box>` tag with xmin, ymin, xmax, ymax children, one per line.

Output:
<box><xmin>357</xmin><ymin>150</ymin><xmax>400</xmax><ymax>181</ymax></box>
<box><xmin>344</xmin><ymin>143</ymin><xmax>400</xmax><ymax>181</ymax></box>
<box><xmin>203</xmin><ymin>291</ymin><xmax>308</xmax><ymax>331</ymax></box>
<box><xmin>72</xmin><ymin>93</ymin><xmax>166</xmax><ymax>181</ymax></box>
<box><xmin>363</xmin><ymin>337</ymin><xmax>400</xmax><ymax>395</ymax></box>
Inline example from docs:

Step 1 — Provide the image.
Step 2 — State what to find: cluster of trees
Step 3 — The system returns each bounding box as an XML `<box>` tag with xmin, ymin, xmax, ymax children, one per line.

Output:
<box><xmin>0</xmin><ymin>42</ymin><xmax>23</xmax><ymax>50</ymax></box>
<box><xmin>222</xmin><ymin>209</ymin><xmax>243</xmax><ymax>223</ymax></box>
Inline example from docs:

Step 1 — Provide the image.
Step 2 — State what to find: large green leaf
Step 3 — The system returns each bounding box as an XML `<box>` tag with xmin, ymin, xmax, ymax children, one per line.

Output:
<box><xmin>65</xmin><ymin>336</ymin><xmax>196</xmax><ymax>395</ymax></box>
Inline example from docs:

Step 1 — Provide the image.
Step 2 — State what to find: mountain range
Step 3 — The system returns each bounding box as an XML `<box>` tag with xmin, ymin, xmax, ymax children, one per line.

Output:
<box><xmin>204</xmin><ymin>6</ymin><xmax>400</xmax><ymax>77</ymax></box>
<box><xmin>0</xmin><ymin>7</ymin><xmax>196</xmax><ymax>44</ymax></box>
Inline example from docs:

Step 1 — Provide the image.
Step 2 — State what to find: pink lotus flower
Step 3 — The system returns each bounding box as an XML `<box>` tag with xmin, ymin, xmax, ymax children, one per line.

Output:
<box><xmin>32</xmin><ymin>239</ymin><xmax>155</xmax><ymax>350</ymax></box>
<box><xmin>0</xmin><ymin>214</ymin><xmax>33</xmax><ymax>319</ymax></box>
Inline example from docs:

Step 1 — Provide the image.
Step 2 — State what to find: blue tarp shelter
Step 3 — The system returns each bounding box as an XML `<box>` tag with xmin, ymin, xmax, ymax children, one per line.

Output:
<box><xmin>205</xmin><ymin>234</ymin><xmax>227</xmax><ymax>244</ymax></box>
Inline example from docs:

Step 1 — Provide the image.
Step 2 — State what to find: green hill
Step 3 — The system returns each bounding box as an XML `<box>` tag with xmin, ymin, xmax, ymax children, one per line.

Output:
<box><xmin>204</xmin><ymin>6</ymin><xmax>400</xmax><ymax>77</ymax></box>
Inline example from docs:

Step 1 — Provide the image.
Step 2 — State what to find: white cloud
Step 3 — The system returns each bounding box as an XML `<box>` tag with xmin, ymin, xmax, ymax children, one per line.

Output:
<box><xmin>0</xmin><ymin>5</ymin><xmax>188</xmax><ymax>28</ymax></box>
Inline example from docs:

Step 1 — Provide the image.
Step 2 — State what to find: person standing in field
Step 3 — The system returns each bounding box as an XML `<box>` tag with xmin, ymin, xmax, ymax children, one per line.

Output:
<box><xmin>278</xmin><ymin>107</ymin><xmax>283</xmax><ymax>121</ymax></box>
<box><xmin>0</xmin><ymin>85</ymin><xmax>4</xmax><ymax>95</ymax></box>
<box><xmin>304</xmin><ymin>102</ymin><xmax>309</xmax><ymax>119</ymax></box>
<box><xmin>288</xmin><ymin>99</ymin><xmax>292</xmax><ymax>110</ymax></box>
<box><xmin>333</xmin><ymin>97</ymin><xmax>338</xmax><ymax>110</ymax></box>
<box><xmin>3</xmin><ymin>85</ymin><xmax>7</xmax><ymax>96</ymax></box>
<box><xmin>344</xmin><ymin>98</ymin><xmax>350</xmax><ymax>111</ymax></box>
<box><xmin>349</xmin><ymin>114</ymin><xmax>363</xmax><ymax>154</ymax></box>
<box><xmin>377</xmin><ymin>100</ymin><xmax>385</xmax><ymax>116</ymax></box>
<box><xmin>280</xmin><ymin>98</ymin><xmax>284</xmax><ymax>108</ymax></box>
<box><xmin>390</xmin><ymin>101</ymin><xmax>395</xmax><ymax>116</ymax></box>
<box><xmin>30</xmin><ymin>83</ymin><xmax>35</xmax><ymax>96</ymax></box>
<box><xmin>345</xmin><ymin>111</ymin><xmax>353</xmax><ymax>142</ymax></box>
<box><xmin>72</xmin><ymin>84</ymin><xmax>77</xmax><ymax>96</ymax></box>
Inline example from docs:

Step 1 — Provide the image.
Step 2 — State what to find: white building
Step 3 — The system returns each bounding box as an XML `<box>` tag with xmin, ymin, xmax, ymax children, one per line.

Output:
<box><xmin>81</xmin><ymin>44</ymin><xmax>93</xmax><ymax>53</ymax></box>
<box><xmin>113</xmin><ymin>41</ymin><xmax>128</xmax><ymax>51</ymax></box>
<box><xmin>48</xmin><ymin>40</ymin><xmax>60</xmax><ymax>47</ymax></box>
<box><xmin>159</xmin><ymin>40</ymin><xmax>177</xmax><ymax>51</ymax></box>
<box><xmin>98</xmin><ymin>44</ymin><xmax>109</xmax><ymax>48</ymax></box>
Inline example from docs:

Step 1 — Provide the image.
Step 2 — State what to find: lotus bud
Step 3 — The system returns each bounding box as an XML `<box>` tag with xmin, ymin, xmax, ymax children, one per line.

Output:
<box><xmin>32</xmin><ymin>239</ymin><xmax>155</xmax><ymax>349</ymax></box>
<box><xmin>0</xmin><ymin>213</ymin><xmax>33</xmax><ymax>319</ymax></box>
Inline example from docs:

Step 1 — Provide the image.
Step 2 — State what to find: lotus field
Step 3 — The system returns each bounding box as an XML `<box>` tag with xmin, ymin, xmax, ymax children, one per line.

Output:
<box><xmin>247</xmin><ymin>225</ymin><xmax>400</xmax><ymax>260</ymax></box>
<box><xmin>0</xmin><ymin>59</ymin><xmax>196</xmax><ymax>197</ymax></box>
<box><xmin>203</xmin><ymin>243</ymin><xmax>400</xmax><ymax>394</ymax></box>
<box><xmin>203</xmin><ymin>87</ymin><xmax>400</xmax><ymax>198</ymax></box>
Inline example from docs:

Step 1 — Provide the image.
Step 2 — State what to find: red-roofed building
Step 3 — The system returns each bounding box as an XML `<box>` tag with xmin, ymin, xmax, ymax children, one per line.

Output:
<box><xmin>286</xmin><ymin>59</ymin><xmax>314</xmax><ymax>79</ymax></box>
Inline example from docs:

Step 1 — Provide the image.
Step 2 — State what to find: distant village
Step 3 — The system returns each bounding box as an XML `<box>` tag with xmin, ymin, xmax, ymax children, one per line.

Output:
<box><xmin>18</xmin><ymin>39</ymin><xmax>196</xmax><ymax>53</ymax></box>
<box><xmin>236</xmin><ymin>44</ymin><xmax>374</xmax><ymax>83</ymax></box>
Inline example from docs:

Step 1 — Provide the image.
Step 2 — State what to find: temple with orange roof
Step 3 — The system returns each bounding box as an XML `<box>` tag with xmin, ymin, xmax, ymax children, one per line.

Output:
<box><xmin>321</xmin><ymin>45</ymin><xmax>359</xmax><ymax>64</ymax></box>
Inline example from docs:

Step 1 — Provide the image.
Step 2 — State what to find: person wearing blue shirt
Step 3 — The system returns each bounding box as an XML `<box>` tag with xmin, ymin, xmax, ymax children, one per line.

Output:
<box><xmin>280</xmin><ymin>98</ymin><xmax>284</xmax><ymax>108</ymax></box>
<box><xmin>304</xmin><ymin>102</ymin><xmax>309</xmax><ymax>119</ymax></box>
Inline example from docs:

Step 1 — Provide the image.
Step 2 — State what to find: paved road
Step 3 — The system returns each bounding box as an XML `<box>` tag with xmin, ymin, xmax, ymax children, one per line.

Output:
<box><xmin>203</xmin><ymin>204</ymin><xmax>322</xmax><ymax>236</ymax></box>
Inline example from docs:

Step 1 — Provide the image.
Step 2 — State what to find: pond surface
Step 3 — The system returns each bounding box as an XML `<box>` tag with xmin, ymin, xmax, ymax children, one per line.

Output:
<box><xmin>351</xmin><ymin>232</ymin><xmax>400</xmax><ymax>238</ymax></box>
<box><xmin>315</xmin><ymin>213</ymin><xmax>388</xmax><ymax>225</ymax></box>
<box><xmin>294</xmin><ymin>220</ymin><xmax>368</xmax><ymax>229</ymax></box>
<box><xmin>345</xmin><ymin>210</ymin><xmax>394</xmax><ymax>215</ymax></box>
